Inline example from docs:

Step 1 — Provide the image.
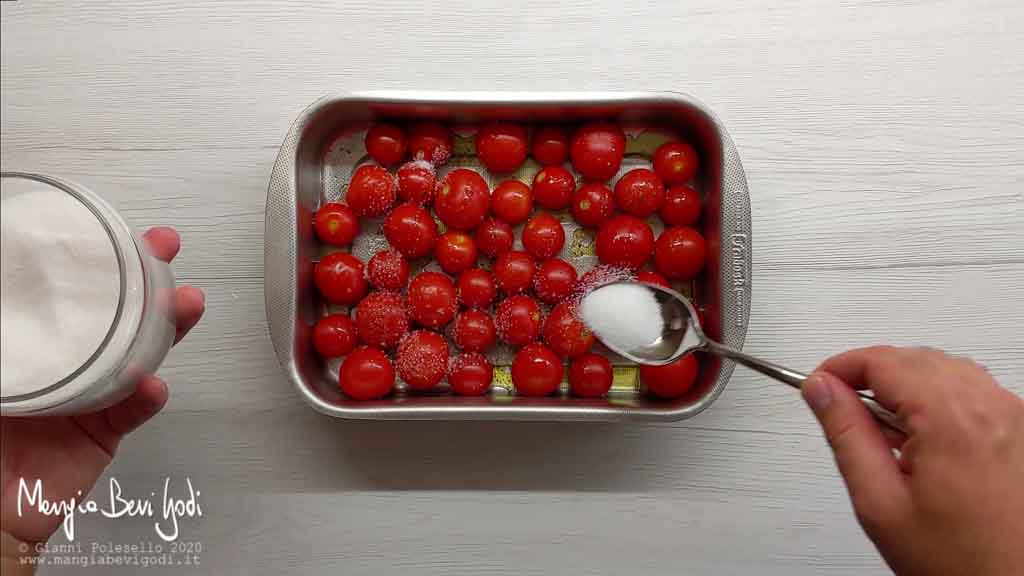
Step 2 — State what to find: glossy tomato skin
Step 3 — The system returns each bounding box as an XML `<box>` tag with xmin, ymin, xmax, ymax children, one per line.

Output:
<box><xmin>435</xmin><ymin>231</ymin><xmax>479</xmax><ymax>275</ymax></box>
<box><xmin>453</xmin><ymin>309</ymin><xmax>497</xmax><ymax>352</ymax></box>
<box><xmin>531</xmin><ymin>125</ymin><xmax>569</xmax><ymax>166</ymax></box>
<box><xmin>635</xmin><ymin>270</ymin><xmax>671</xmax><ymax>289</ymax></box>
<box><xmin>407</xmin><ymin>271</ymin><xmax>458</xmax><ymax>329</ymax></box>
<box><xmin>570</xmin><ymin>122</ymin><xmax>626</xmax><ymax>181</ymax></box>
<box><xmin>654</xmin><ymin>227</ymin><xmax>706</xmax><ymax>280</ymax></box>
<box><xmin>314</xmin><ymin>252</ymin><xmax>368</xmax><ymax>305</ymax></box>
<box><xmin>435</xmin><ymin>169</ymin><xmax>490</xmax><ymax>231</ymax></box>
<box><xmin>653</xmin><ymin>141</ymin><xmax>699</xmax><ymax>185</ymax></box>
<box><xmin>493</xmin><ymin>250</ymin><xmax>536</xmax><ymax>294</ymax></box>
<box><xmin>532</xmin><ymin>165</ymin><xmax>575</xmax><ymax>210</ymax></box>
<box><xmin>407</xmin><ymin>122</ymin><xmax>453</xmax><ymax>165</ymax></box>
<box><xmin>569</xmin><ymin>353</ymin><xmax>613</xmax><ymax>398</ymax></box>
<box><xmin>312</xmin><ymin>314</ymin><xmax>358</xmax><ymax>358</ymax></box>
<box><xmin>571</xmin><ymin>183</ymin><xmax>614</xmax><ymax>228</ymax></box>
<box><xmin>659</xmin><ymin>184</ymin><xmax>701</xmax><ymax>227</ymax></box>
<box><xmin>340</xmin><ymin>346</ymin><xmax>394</xmax><ymax>400</ymax></box>
<box><xmin>456</xmin><ymin>268</ymin><xmax>497</xmax><ymax>309</ymax></box>
<box><xmin>542</xmin><ymin>302</ymin><xmax>595</xmax><ymax>359</ymax></box>
<box><xmin>475</xmin><ymin>218</ymin><xmax>515</xmax><ymax>258</ymax></box>
<box><xmin>495</xmin><ymin>295</ymin><xmax>543</xmax><ymax>346</ymax></box>
<box><xmin>346</xmin><ymin>165</ymin><xmax>397</xmax><ymax>217</ymax></box>
<box><xmin>313</xmin><ymin>202</ymin><xmax>359</xmax><ymax>246</ymax></box>
<box><xmin>397</xmin><ymin>160</ymin><xmax>437</xmax><ymax>205</ymax></box>
<box><xmin>476</xmin><ymin>123</ymin><xmax>528</xmax><ymax>173</ymax></box>
<box><xmin>521</xmin><ymin>213</ymin><xmax>566</xmax><ymax>260</ymax></box>
<box><xmin>383</xmin><ymin>203</ymin><xmax>438</xmax><ymax>259</ymax></box>
<box><xmin>366</xmin><ymin>250</ymin><xmax>410</xmax><ymax>291</ymax></box>
<box><xmin>511</xmin><ymin>343</ymin><xmax>563</xmax><ymax>397</ymax></box>
<box><xmin>396</xmin><ymin>330</ymin><xmax>449</xmax><ymax>390</ymax></box>
<box><xmin>491</xmin><ymin>180</ymin><xmax>533</xmax><ymax>225</ymax></box>
<box><xmin>595</xmin><ymin>215</ymin><xmax>655</xmax><ymax>270</ymax></box>
<box><xmin>355</xmin><ymin>291</ymin><xmax>410</xmax><ymax>348</ymax></box>
<box><xmin>448</xmin><ymin>353</ymin><xmax>493</xmax><ymax>396</ymax></box>
<box><xmin>614</xmin><ymin>168</ymin><xmax>665</xmax><ymax>218</ymax></box>
<box><xmin>640</xmin><ymin>353</ymin><xmax>699</xmax><ymax>399</ymax></box>
<box><xmin>365</xmin><ymin>124</ymin><xmax>406</xmax><ymax>167</ymax></box>
<box><xmin>533</xmin><ymin>259</ymin><xmax>577</xmax><ymax>304</ymax></box>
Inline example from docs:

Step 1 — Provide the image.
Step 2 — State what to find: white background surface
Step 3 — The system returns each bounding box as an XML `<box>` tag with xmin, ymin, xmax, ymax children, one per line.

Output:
<box><xmin>2</xmin><ymin>1</ymin><xmax>1023</xmax><ymax>574</ymax></box>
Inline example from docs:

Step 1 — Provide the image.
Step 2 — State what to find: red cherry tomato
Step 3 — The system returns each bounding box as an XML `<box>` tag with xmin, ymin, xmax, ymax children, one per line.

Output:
<box><xmin>531</xmin><ymin>126</ymin><xmax>569</xmax><ymax>166</ymax></box>
<box><xmin>364</xmin><ymin>124</ymin><xmax>406</xmax><ymax>167</ymax></box>
<box><xmin>346</xmin><ymin>165</ymin><xmax>397</xmax><ymax>217</ymax></box>
<box><xmin>355</xmin><ymin>291</ymin><xmax>410</xmax><ymax>348</ymax></box>
<box><xmin>453</xmin><ymin>309</ymin><xmax>497</xmax><ymax>352</ymax></box>
<box><xmin>366</xmin><ymin>250</ymin><xmax>410</xmax><ymax>291</ymax></box>
<box><xmin>407</xmin><ymin>271</ymin><xmax>458</xmax><ymax>329</ymax></box>
<box><xmin>569</xmin><ymin>353</ymin><xmax>613</xmax><ymax>398</ymax></box>
<box><xmin>493</xmin><ymin>250</ymin><xmax>536</xmax><ymax>294</ymax></box>
<box><xmin>614</xmin><ymin>168</ymin><xmax>665</xmax><ymax>218</ymax></box>
<box><xmin>570</xmin><ymin>122</ymin><xmax>626</xmax><ymax>181</ymax></box>
<box><xmin>456</xmin><ymin>268</ymin><xmax>497</xmax><ymax>309</ymax></box>
<box><xmin>491</xmin><ymin>180</ymin><xmax>533</xmax><ymax>225</ymax></box>
<box><xmin>435</xmin><ymin>231</ymin><xmax>478</xmax><ymax>275</ymax></box>
<box><xmin>476</xmin><ymin>123</ymin><xmax>528</xmax><ymax>173</ymax></box>
<box><xmin>640</xmin><ymin>353</ymin><xmax>699</xmax><ymax>399</ymax></box>
<box><xmin>653</xmin><ymin>141</ymin><xmax>699</xmax><ymax>185</ymax></box>
<box><xmin>521</xmin><ymin>213</ymin><xmax>565</xmax><ymax>260</ymax></box>
<box><xmin>312</xmin><ymin>313</ymin><xmax>358</xmax><ymax>358</ymax></box>
<box><xmin>448</xmin><ymin>352</ymin><xmax>493</xmax><ymax>396</ymax></box>
<box><xmin>654</xmin><ymin>227</ymin><xmax>706</xmax><ymax>280</ymax></box>
<box><xmin>511</xmin><ymin>343</ymin><xmax>562</xmax><ymax>397</ymax></box>
<box><xmin>313</xmin><ymin>202</ymin><xmax>359</xmax><ymax>246</ymax></box>
<box><xmin>396</xmin><ymin>330</ymin><xmax>449</xmax><ymax>390</ymax></box>
<box><xmin>407</xmin><ymin>122</ymin><xmax>453</xmax><ymax>165</ymax></box>
<box><xmin>435</xmin><ymin>168</ymin><xmax>490</xmax><ymax>231</ymax></box>
<box><xmin>595</xmin><ymin>215</ymin><xmax>655</xmax><ymax>270</ymax></box>
<box><xmin>314</xmin><ymin>252</ymin><xmax>368</xmax><ymax>305</ymax></box>
<box><xmin>532</xmin><ymin>165</ymin><xmax>575</xmax><ymax>210</ymax></box>
<box><xmin>340</xmin><ymin>346</ymin><xmax>394</xmax><ymax>400</ymax></box>
<box><xmin>495</xmin><ymin>295</ymin><xmax>543</xmax><ymax>346</ymax></box>
<box><xmin>571</xmin><ymin>183</ymin><xmax>614</xmax><ymax>228</ymax></box>
<box><xmin>397</xmin><ymin>160</ymin><xmax>437</xmax><ymax>205</ymax></box>
<box><xmin>542</xmin><ymin>302</ymin><xmax>595</xmax><ymax>358</ymax></box>
<box><xmin>660</xmin><ymin>184</ymin><xmax>701</xmax><ymax>227</ymax></box>
<box><xmin>475</xmin><ymin>218</ymin><xmax>515</xmax><ymax>258</ymax></box>
<box><xmin>577</xmin><ymin>264</ymin><xmax>634</xmax><ymax>295</ymax></box>
<box><xmin>533</xmin><ymin>259</ymin><xmax>577</xmax><ymax>304</ymax></box>
<box><xmin>635</xmin><ymin>270</ymin><xmax>671</xmax><ymax>289</ymax></box>
<box><xmin>383</xmin><ymin>203</ymin><xmax>438</xmax><ymax>259</ymax></box>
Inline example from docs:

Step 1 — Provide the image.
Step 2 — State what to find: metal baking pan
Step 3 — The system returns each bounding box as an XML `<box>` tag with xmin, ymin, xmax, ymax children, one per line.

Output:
<box><xmin>265</xmin><ymin>91</ymin><xmax>751</xmax><ymax>421</ymax></box>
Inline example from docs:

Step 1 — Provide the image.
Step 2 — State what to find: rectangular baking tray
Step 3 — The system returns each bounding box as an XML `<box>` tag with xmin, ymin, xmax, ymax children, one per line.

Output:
<box><xmin>265</xmin><ymin>91</ymin><xmax>751</xmax><ymax>421</ymax></box>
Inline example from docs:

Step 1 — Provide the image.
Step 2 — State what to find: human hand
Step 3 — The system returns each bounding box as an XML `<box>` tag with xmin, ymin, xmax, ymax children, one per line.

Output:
<box><xmin>803</xmin><ymin>346</ymin><xmax>1024</xmax><ymax>575</ymax></box>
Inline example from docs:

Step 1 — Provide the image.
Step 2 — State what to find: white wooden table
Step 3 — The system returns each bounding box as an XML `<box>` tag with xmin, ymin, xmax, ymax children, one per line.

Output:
<box><xmin>3</xmin><ymin>1</ymin><xmax>1022</xmax><ymax>574</ymax></box>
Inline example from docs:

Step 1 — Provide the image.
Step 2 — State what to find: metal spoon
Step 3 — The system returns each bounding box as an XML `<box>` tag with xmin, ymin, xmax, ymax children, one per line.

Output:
<box><xmin>593</xmin><ymin>281</ymin><xmax>905</xmax><ymax>433</ymax></box>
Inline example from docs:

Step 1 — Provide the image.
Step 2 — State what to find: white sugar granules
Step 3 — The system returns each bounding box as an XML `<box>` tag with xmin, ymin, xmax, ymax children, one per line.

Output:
<box><xmin>580</xmin><ymin>282</ymin><xmax>663</xmax><ymax>354</ymax></box>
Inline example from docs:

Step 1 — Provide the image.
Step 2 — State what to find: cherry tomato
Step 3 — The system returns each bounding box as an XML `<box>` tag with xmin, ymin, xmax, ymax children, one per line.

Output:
<box><xmin>653</xmin><ymin>141</ymin><xmax>699</xmax><ymax>185</ymax></box>
<box><xmin>493</xmin><ymin>250</ymin><xmax>536</xmax><ymax>294</ymax></box>
<box><xmin>569</xmin><ymin>353</ymin><xmax>613</xmax><ymax>398</ymax></box>
<box><xmin>495</xmin><ymin>295</ymin><xmax>542</xmax><ymax>346</ymax></box>
<box><xmin>476</xmin><ymin>123</ymin><xmax>528</xmax><ymax>173</ymax></box>
<box><xmin>314</xmin><ymin>252</ymin><xmax>368</xmax><ymax>305</ymax></box>
<box><xmin>614</xmin><ymin>168</ymin><xmax>665</xmax><ymax>218</ymax></box>
<box><xmin>491</xmin><ymin>180</ymin><xmax>533</xmax><ymax>225</ymax></box>
<box><xmin>396</xmin><ymin>330</ymin><xmax>449</xmax><ymax>390</ymax></box>
<box><xmin>654</xmin><ymin>227</ymin><xmax>706</xmax><ymax>280</ymax></box>
<box><xmin>313</xmin><ymin>202</ymin><xmax>359</xmax><ymax>246</ymax></box>
<box><xmin>577</xmin><ymin>264</ymin><xmax>634</xmax><ymax>294</ymax></box>
<box><xmin>435</xmin><ymin>168</ymin><xmax>490</xmax><ymax>231</ymax></box>
<box><xmin>407</xmin><ymin>122</ymin><xmax>453</xmax><ymax>165</ymax></box>
<box><xmin>531</xmin><ymin>125</ymin><xmax>569</xmax><ymax>166</ymax></box>
<box><xmin>312</xmin><ymin>313</ymin><xmax>358</xmax><ymax>358</ymax></box>
<box><xmin>365</xmin><ymin>124</ymin><xmax>406</xmax><ymax>167</ymax></box>
<box><xmin>640</xmin><ymin>353</ymin><xmax>699</xmax><ymax>399</ymax></box>
<box><xmin>397</xmin><ymin>160</ymin><xmax>437</xmax><ymax>205</ymax></box>
<box><xmin>659</xmin><ymin>184</ymin><xmax>701</xmax><ymax>227</ymax></box>
<box><xmin>456</xmin><ymin>268</ymin><xmax>497</xmax><ymax>309</ymax></box>
<box><xmin>533</xmin><ymin>259</ymin><xmax>577</xmax><ymax>304</ymax></box>
<box><xmin>355</xmin><ymin>291</ymin><xmax>410</xmax><ymax>348</ymax></box>
<box><xmin>346</xmin><ymin>165</ymin><xmax>397</xmax><ymax>217</ymax></box>
<box><xmin>571</xmin><ymin>182</ymin><xmax>614</xmax><ymax>228</ymax></box>
<box><xmin>453</xmin><ymin>309</ymin><xmax>497</xmax><ymax>352</ymax></box>
<box><xmin>475</xmin><ymin>218</ymin><xmax>515</xmax><ymax>258</ymax></box>
<box><xmin>521</xmin><ymin>213</ymin><xmax>565</xmax><ymax>260</ymax></box>
<box><xmin>532</xmin><ymin>165</ymin><xmax>575</xmax><ymax>210</ymax></box>
<box><xmin>542</xmin><ymin>302</ymin><xmax>595</xmax><ymax>358</ymax></box>
<box><xmin>340</xmin><ymin>346</ymin><xmax>394</xmax><ymax>400</ymax></box>
<box><xmin>366</xmin><ymin>250</ymin><xmax>410</xmax><ymax>291</ymax></box>
<box><xmin>448</xmin><ymin>352</ymin><xmax>493</xmax><ymax>396</ymax></box>
<box><xmin>383</xmin><ymin>203</ymin><xmax>438</xmax><ymax>259</ymax></box>
<box><xmin>511</xmin><ymin>343</ymin><xmax>562</xmax><ymax>397</ymax></box>
<box><xmin>407</xmin><ymin>271</ymin><xmax>457</xmax><ymax>329</ymax></box>
<box><xmin>595</xmin><ymin>215</ymin><xmax>655</xmax><ymax>270</ymax></box>
<box><xmin>570</xmin><ymin>122</ymin><xmax>626</xmax><ymax>181</ymax></box>
<box><xmin>635</xmin><ymin>270</ymin><xmax>671</xmax><ymax>289</ymax></box>
<box><xmin>435</xmin><ymin>231</ymin><xmax>478</xmax><ymax>275</ymax></box>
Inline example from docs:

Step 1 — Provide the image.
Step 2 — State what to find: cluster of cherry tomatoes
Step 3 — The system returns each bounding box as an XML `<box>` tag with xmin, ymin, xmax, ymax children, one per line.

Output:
<box><xmin>311</xmin><ymin>120</ymin><xmax>706</xmax><ymax>401</ymax></box>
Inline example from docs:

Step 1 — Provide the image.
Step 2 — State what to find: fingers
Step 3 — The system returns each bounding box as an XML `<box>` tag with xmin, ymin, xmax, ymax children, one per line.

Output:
<box><xmin>174</xmin><ymin>285</ymin><xmax>205</xmax><ymax>344</ymax></box>
<box><xmin>817</xmin><ymin>345</ymin><xmax>940</xmax><ymax>419</ymax></box>
<box><xmin>103</xmin><ymin>375</ymin><xmax>169</xmax><ymax>437</ymax></box>
<box><xmin>142</xmin><ymin>226</ymin><xmax>181</xmax><ymax>263</ymax></box>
